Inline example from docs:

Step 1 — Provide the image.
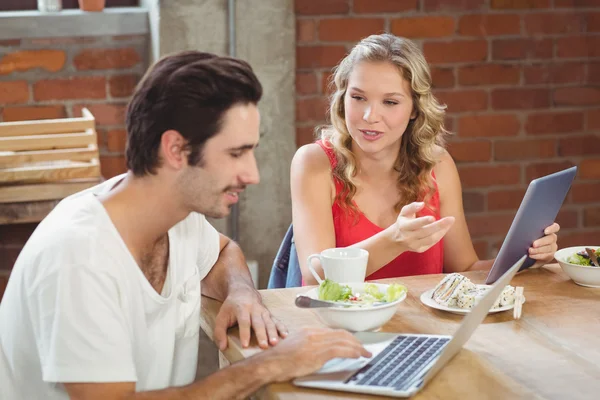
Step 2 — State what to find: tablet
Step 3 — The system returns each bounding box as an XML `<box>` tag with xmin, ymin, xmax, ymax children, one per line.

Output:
<box><xmin>485</xmin><ymin>166</ymin><xmax>577</xmax><ymax>284</ymax></box>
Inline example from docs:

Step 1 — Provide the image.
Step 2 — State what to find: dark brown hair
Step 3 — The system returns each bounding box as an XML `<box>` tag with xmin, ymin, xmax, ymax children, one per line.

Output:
<box><xmin>125</xmin><ymin>51</ymin><xmax>263</xmax><ymax>176</ymax></box>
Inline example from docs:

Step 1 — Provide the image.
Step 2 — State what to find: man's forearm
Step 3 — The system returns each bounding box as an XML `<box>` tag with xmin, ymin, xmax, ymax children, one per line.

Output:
<box><xmin>127</xmin><ymin>353</ymin><xmax>277</xmax><ymax>400</ymax></box>
<box><xmin>201</xmin><ymin>239</ymin><xmax>257</xmax><ymax>302</ymax></box>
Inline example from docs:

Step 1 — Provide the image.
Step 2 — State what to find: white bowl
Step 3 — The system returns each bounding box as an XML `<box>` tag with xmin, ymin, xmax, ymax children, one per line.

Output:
<box><xmin>298</xmin><ymin>282</ymin><xmax>406</xmax><ymax>332</ymax></box>
<box><xmin>554</xmin><ymin>246</ymin><xmax>600</xmax><ymax>288</ymax></box>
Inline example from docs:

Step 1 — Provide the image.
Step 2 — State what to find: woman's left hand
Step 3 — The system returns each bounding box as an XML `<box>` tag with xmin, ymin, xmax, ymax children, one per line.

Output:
<box><xmin>529</xmin><ymin>223</ymin><xmax>560</xmax><ymax>267</ymax></box>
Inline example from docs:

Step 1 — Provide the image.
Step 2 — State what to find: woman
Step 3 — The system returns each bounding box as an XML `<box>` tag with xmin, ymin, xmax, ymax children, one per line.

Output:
<box><xmin>291</xmin><ymin>34</ymin><xmax>559</xmax><ymax>285</ymax></box>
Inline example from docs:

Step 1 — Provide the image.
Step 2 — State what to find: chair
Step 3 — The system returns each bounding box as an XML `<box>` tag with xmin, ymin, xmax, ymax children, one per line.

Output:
<box><xmin>267</xmin><ymin>224</ymin><xmax>303</xmax><ymax>288</ymax></box>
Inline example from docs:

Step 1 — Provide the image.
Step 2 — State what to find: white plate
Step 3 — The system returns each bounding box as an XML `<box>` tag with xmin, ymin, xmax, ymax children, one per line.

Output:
<box><xmin>419</xmin><ymin>287</ymin><xmax>520</xmax><ymax>315</ymax></box>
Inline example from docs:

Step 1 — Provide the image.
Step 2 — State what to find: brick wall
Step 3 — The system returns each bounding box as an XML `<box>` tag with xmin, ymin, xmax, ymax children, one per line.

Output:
<box><xmin>295</xmin><ymin>0</ymin><xmax>600</xmax><ymax>259</ymax></box>
<box><xmin>0</xmin><ymin>34</ymin><xmax>148</xmax><ymax>300</ymax></box>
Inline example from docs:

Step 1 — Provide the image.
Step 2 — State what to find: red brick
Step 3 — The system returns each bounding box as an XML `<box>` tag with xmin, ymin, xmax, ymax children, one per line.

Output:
<box><xmin>297</xmin><ymin>19</ymin><xmax>316</xmax><ymax>43</ymax></box>
<box><xmin>555</xmin><ymin>0</ymin><xmax>600</xmax><ymax>6</ymax></box>
<box><xmin>559</xmin><ymin>230</ymin><xmax>600</xmax><ymax>248</ymax></box>
<box><xmin>0</xmin><ymin>81</ymin><xmax>29</xmax><ymax>104</ymax></box>
<box><xmin>0</xmin><ymin>39</ymin><xmax>21</xmax><ymax>46</ymax></box>
<box><xmin>391</xmin><ymin>17</ymin><xmax>455</xmax><ymax>39</ymax></box>
<box><xmin>0</xmin><ymin>271</ymin><xmax>9</xmax><ymax>302</ymax></box>
<box><xmin>297</xmin><ymin>46</ymin><xmax>347</xmax><ymax>69</ymax></box>
<box><xmin>472</xmin><ymin>240</ymin><xmax>489</xmax><ymax>259</ymax></box>
<box><xmin>524</xmin><ymin>62</ymin><xmax>587</xmax><ymax>85</ymax></box>
<box><xmin>587</xmin><ymin>12</ymin><xmax>600</xmax><ymax>32</ymax></box>
<box><xmin>559</xmin><ymin>135</ymin><xmax>600</xmax><ymax>157</ymax></box>
<box><xmin>106</xmin><ymin>129</ymin><xmax>127</xmax><ymax>153</ymax></box>
<box><xmin>524</xmin><ymin>13</ymin><xmax>586</xmax><ymax>35</ymax></box>
<box><xmin>491</xmin><ymin>88</ymin><xmax>550</xmax><ymax>110</ymax></box>
<box><xmin>488</xmin><ymin>188</ymin><xmax>527</xmax><ymax>211</ymax></box>
<box><xmin>458</xmin><ymin>165</ymin><xmax>521</xmax><ymax>188</ymax></box>
<box><xmin>34</xmin><ymin>77</ymin><xmax>106</xmax><ymax>101</ymax></box>
<box><xmin>296</xmin><ymin>72</ymin><xmax>318</xmax><ymax>95</ymax></box>
<box><xmin>525</xmin><ymin>111</ymin><xmax>584</xmax><ymax>135</ymax></box>
<box><xmin>424</xmin><ymin>40</ymin><xmax>487</xmax><ymax>64</ymax></box>
<box><xmin>0</xmin><ymin>223</ymin><xmax>37</xmax><ymax>247</ymax></box>
<box><xmin>296</xmin><ymin>97</ymin><xmax>329</xmax><ymax>122</ymax></box>
<box><xmin>354</xmin><ymin>0</ymin><xmax>418</xmax><ymax>13</ymax></box>
<box><xmin>495</xmin><ymin>139</ymin><xmax>556</xmax><ymax>161</ymax></box>
<box><xmin>430</xmin><ymin>67</ymin><xmax>455</xmax><ymax>88</ymax></box>
<box><xmin>435</xmin><ymin>90</ymin><xmax>488</xmax><ymax>113</ymax></box>
<box><xmin>322</xmin><ymin>72</ymin><xmax>335</xmax><ymax>95</ymax></box>
<box><xmin>424</xmin><ymin>0</ymin><xmax>485</xmax><ymax>11</ymax></box>
<box><xmin>467</xmin><ymin>214</ymin><xmax>515</xmax><ymax>236</ymax></box>
<box><xmin>554</xmin><ymin>87</ymin><xmax>600</xmax><ymax>106</ymax></box>
<box><xmin>571</xmin><ymin>182</ymin><xmax>600</xmax><ymax>203</ymax></box>
<box><xmin>580</xmin><ymin>159</ymin><xmax>600</xmax><ymax>179</ymax></box>
<box><xmin>526</xmin><ymin>161</ymin><xmax>574</xmax><ymax>182</ymax></box>
<box><xmin>492</xmin><ymin>38</ymin><xmax>553</xmax><ymax>60</ymax></box>
<box><xmin>0</xmin><ymin>248</ymin><xmax>21</xmax><ymax>271</ymax></box>
<box><xmin>72</xmin><ymin>104</ymin><xmax>127</xmax><ymax>126</ymax></box>
<box><xmin>588</xmin><ymin>109</ymin><xmax>600</xmax><ymax>130</ymax></box>
<box><xmin>2</xmin><ymin>105</ymin><xmax>66</xmax><ymax>122</ymax></box>
<box><xmin>73</xmin><ymin>48</ymin><xmax>141</xmax><ymax>71</ymax></box>
<box><xmin>555</xmin><ymin>210</ymin><xmax>579</xmax><ymax>229</ymax></box>
<box><xmin>100</xmin><ymin>155</ymin><xmax>127</xmax><ymax>179</ymax></box>
<box><xmin>448</xmin><ymin>140</ymin><xmax>491</xmax><ymax>162</ymax></box>
<box><xmin>462</xmin><ymin>191</ymin><xmax>485</xmax><ymax>213</ymax></box>
<box><xmin>491</xmin><ymin>0</ymin><xmax>550</xmax><ymax>8</ymax></box>
<box><xmin>583</xmin><ymin>207</ymin><xmax>600</xmax><ymax>228</ymax></box>
<box><xmin>319</xmin><ymin>18</ymin><xmax>385</xmax><ymax>42</ymax></box>
<box><xmin>109</xmin><ymin>74</ymin><xmax>138</xmax><ymax>98</ymax></box>
<box><xmin>295</xmin><ymin>0</ymin><xmax>350</xmax><ymax>15</ymax></box>
<box><xmin>557</xmin><ymin>36</ymin><xmax>600</xmax><ymax>58</ymax></box>
<box><xmin>0</xmin><ymin>49</ymin><xmax>65</xmax><ymax>75</ymax></box>
<box><xmin>590</xmin><ymin>63</ymin><xmax>600</xmax><ymax>84</ymax></box>
<box><xmin>458</xmin><ymin>114</ymin><xmax>520</xmax><ymax>138</ymax></box>
<box><xmin>458</xmin><ymin>14</ymin><xmax>521</xmax><ymax>36</ymax></box>
<box><xmin>297</xmin><ymin>126</ymin><xmax>319</xmax><ymax>147</ymax></box>
<box><xmin>458</xmin><ymin>64</ymin><xmax>520</xmax><ymax>86</ymax></box>
<box><xmin>445</xmin><ymin>116</ymin><xmax>455</xmax><ymax>132</ymax></box>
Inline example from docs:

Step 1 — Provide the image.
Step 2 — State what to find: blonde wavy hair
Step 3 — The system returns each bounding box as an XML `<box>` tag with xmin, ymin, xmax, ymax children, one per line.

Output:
<box><xmin>320</xmin><ymin>33</ymin><xmax>449</xmax><ymax>215</ymax></box>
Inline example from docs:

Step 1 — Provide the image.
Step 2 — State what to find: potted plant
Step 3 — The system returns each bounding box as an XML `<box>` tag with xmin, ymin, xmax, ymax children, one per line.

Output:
<box><xmin>78</xmin><ymin>0</ymin><xmax>105</xmax><ymax>11</ymax></box>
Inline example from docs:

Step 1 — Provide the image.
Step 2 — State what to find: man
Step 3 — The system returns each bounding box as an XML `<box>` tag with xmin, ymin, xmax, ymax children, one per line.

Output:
<box><xmin>0</xmin><ymin>51</ymin><xmax>370</xmax><ymax>400</ymax></box>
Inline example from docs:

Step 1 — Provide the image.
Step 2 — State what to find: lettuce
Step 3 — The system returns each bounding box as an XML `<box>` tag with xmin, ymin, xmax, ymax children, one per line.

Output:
<box><xmin>385</xmin><ymin>283</ymin><xmax>407</xmax><ymax>302</ymax></box>
<box><xmin>318</xmin><ymin>279</ymin><xmax>352</xmax><ymax>301</ymax></box>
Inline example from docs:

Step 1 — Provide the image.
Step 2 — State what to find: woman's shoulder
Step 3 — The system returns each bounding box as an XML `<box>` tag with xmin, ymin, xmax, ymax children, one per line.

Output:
<box><xmin>292</xmin><ymin>142</ymin><xmax>333</xmax><ymax>175</ymax></box>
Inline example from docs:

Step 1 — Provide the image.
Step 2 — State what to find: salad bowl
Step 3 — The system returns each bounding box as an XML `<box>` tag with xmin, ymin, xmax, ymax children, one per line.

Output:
<box><xmin>297</xmin><ymin>282</ymin><xmax>407</xmax><ymax>332</ymax></box>
<box><xmin>554</xmin><ymin>246</ymin><xmax>600</xmax><ymax>288</ymax></box>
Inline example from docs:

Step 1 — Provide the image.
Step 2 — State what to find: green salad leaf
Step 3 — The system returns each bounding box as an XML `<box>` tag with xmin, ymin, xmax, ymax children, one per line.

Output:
<box><xmin>386</xmin><ymin>283</ymin><xmax>407</xmax><ymax>302</ymax></box>
<box><xmin>317</xmin><ymin>279</ymin><xmax>407</xmax><ymax>305</ymax></box>
<box><xmin>318</xmin><ymin>279</ymin><xmax>352</xmax><ymax>301</ymax></box>
<box><xmin>364</xmin><ymin>283</ymin><xmax>385</xmax><ymax>301</ymax></box>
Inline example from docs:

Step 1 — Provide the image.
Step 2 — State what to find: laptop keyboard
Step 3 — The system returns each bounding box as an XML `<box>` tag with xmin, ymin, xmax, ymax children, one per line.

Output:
<box><xmin>346</xmin><ymin>335</ymin><xmax>450</xmax><ymax>391</ymax></box>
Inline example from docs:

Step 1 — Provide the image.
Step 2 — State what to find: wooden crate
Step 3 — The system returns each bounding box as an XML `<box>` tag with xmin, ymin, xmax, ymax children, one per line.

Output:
<box><xmin>0</xmin><ymin>108</ymin><xmax>103</xmax><ymax>222</ymax></box>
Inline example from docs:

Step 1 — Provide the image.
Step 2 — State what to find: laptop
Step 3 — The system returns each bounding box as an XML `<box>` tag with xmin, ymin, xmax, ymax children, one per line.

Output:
<box><xmin>294</xmin><ymin>255</ymin><xmax>527</xmax><ymax>398</ymax></box>
<box><xmin>485</xmin><ymin>166</ymin><xmax>577</xmax><ymax>284</ymax></box>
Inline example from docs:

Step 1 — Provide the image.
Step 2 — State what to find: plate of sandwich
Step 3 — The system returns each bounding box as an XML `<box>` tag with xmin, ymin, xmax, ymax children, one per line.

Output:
<box><xmin>420</xmin><ymin>273</ymin><xmax>522</xmax><ymax>315</ymax></box>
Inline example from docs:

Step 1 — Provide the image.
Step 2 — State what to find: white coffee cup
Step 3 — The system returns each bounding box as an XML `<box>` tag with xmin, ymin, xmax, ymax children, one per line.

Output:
<box><xmin>307</xmin><ymin>248</ymin><xmax>369</xmax><ymax>284</ymax></box>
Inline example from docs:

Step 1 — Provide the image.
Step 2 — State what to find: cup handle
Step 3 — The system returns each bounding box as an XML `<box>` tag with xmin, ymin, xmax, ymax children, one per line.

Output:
<box><xmin>307</xmin><ymin>254</ymin><xmax>323</xmax><ymax>284</ymax></box>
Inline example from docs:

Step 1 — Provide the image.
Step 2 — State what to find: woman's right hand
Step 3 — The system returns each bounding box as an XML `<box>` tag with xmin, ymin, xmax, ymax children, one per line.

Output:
<box><xmin>392</xmin><ymin>202</ymin><xmax>455</xmax><ymax>253</ymax></box>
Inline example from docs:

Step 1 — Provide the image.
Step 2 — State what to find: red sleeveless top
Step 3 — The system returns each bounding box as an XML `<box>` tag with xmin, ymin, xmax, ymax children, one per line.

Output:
<box><xmin>317</xmin><ymin>140</ymin><xmax>444</xmax><ymax>279</ymax></box>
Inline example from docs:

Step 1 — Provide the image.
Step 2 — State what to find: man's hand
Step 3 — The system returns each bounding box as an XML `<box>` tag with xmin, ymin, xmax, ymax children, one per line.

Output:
<box><xmin>259</xmin><ymin>328</ymin><xmax>372</xmax><ymax>383</ymax></box>
<box><xmin>213</xmin><ymin>288</ymin><xmax>288</xmax><ymax>351</ymax></box>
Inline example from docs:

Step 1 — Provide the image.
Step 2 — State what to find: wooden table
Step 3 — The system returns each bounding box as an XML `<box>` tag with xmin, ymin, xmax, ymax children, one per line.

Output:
<box><xmin>200</xmin><ymin>264</ymin><xmax>600</xmax><ymax>399</ymax></box>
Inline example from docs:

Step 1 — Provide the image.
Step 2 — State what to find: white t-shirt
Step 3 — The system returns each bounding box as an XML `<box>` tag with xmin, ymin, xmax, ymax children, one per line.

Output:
<box><xmin>0</xmin><ymin>174</ymin><xmax>220</xmax><ymax>400</ymax></box>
